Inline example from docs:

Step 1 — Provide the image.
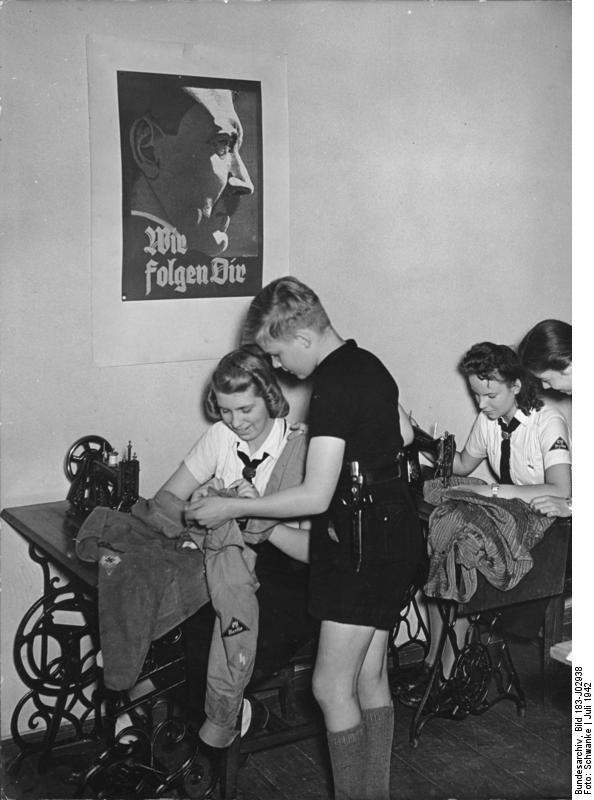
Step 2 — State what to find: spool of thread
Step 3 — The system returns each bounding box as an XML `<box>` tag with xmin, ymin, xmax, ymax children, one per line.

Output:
<box><xmin>107</xmin><ymin>451</ymin><xmax>118</xmax><ymax>467</ymax></box>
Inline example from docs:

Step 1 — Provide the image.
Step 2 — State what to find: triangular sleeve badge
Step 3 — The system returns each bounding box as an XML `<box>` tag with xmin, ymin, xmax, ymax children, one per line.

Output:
<box><xmin>549</xmin><ymin>437</ymin><xmax>569</xmax><ymax>451</ymax></box>
<box><xmin>222</xmin><ymin>617</ymin><xmax>250</xmax><ymax>637</ymax></box>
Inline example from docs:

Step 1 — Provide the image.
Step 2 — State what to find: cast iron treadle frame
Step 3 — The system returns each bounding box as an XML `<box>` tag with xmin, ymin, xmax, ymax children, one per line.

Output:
<box><xmin>8</xmin><ymin>543</ymin><xmax>102</xmax><ymax>774</ymax></box>
<box><xmin>79</xmin><ymin>708</ymin><xmax>215</xmax><ymax>800</ymax></box>
<box><xmin>389</xmin><ymin>583</ymin><xmax>431</xmax><ymax>672</ymax></box>
<box><xmin>76</xmin><ymin>628</ymin><xmax>217</xmax><ymax>800</ymax></box>
<box><xmin>409</xmin><ymin>603</ymin><xmax>526</xmax><ymax>747</ymax></box>
<box><xmin>6</xmin><ymin>538</ymin><xmax>213</xmax><ymax>797</ymax></box>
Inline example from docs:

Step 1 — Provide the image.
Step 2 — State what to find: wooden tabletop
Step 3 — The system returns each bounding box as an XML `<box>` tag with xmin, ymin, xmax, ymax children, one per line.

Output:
<box><xmin>0</xmin><ymin>490</ymin><xmax>433</xmax><ymax>594</ymax></box>
<box><xmin>1</xmin><ymin>500</ymin><xmax>98</xmax><ymax>588</ymax></box>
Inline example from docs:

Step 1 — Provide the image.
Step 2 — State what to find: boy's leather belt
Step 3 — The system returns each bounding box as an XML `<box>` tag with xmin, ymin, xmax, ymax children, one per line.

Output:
<box><xmin>338</xmin><ymin>459</ymin><xmax>402</xmax><ymax>488</ymax></box>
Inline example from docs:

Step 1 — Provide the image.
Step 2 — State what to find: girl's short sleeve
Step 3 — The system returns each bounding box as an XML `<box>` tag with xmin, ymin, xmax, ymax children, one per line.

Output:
<box><xmin>538</xmin><ymin>409</ymin><xmax>572</xmax><ymax>470</ymax></box>
<box><xmin>463</xmin><ymin>414</ymin><xmax>489</xmax><ymax>460</ymax></box>
<box><xmin>183</xmin><ymin>423</ymin><xmax>226</xmax><ymax>484</ymax></box>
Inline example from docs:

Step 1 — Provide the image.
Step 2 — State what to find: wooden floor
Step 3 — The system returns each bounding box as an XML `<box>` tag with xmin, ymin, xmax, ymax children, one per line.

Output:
<box><xmin>1</xmin><ymin>637</ymin><xmax>571</xmax><ymax>800</ymax></box>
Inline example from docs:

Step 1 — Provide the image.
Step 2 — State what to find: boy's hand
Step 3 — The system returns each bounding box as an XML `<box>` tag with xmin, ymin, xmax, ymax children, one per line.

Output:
<box><xmin>185</xmin><ymin>495</ymin><xmax>239</xmax><ymax>529</ymax></box>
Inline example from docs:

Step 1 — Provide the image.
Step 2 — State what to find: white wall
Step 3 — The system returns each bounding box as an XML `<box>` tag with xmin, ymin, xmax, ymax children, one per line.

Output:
<box><xmin>0</xmin><ymin>0</ymin><xmax>570</xmax><ymax>739</ymax></box>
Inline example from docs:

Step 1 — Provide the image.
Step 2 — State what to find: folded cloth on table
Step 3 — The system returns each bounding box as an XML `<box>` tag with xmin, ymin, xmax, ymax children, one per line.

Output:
<box><xmin>422</xmin><ymin>478</ymin><xmax>554</xmax><ymax>603</ymax></box>
<box><xmin>75</xmin><ymin>502</ymin><xmax>207</xmax><ymax>690</ymax></box>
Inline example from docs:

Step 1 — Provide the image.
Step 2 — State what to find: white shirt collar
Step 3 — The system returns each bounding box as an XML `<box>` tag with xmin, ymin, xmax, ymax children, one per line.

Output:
<box><xmin>514</xmin><ymin>408</ymin><xmax>532</xmax><ymax>426</ymax></box>
<box><xmin>498</xmin><ymin>408</ymin><xmax>530</xmax><ymax>427</ymax></box>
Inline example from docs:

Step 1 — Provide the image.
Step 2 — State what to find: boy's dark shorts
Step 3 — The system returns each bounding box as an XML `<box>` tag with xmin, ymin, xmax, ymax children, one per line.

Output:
<box><xmin>309</xmin><ymin>487</ymin><xmax>426</xmax><ymax>630</ymax></box>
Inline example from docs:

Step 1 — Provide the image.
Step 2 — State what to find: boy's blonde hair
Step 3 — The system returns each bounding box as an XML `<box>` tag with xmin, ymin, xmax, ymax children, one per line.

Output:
<box><xmin>242</xmin><ymin>277</ymin><xmax>331</xmax><ymax>345</ymax></box>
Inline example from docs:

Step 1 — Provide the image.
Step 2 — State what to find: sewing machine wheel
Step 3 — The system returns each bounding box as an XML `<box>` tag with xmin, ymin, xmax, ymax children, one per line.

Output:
<box><xmin>65</xmin><ymin>435</ymin><xmax>112</xmax><ymax>481</ymax></box>
<box><xmin>450</xmin><ymin>641</ymin><xmax>491</xmax><ymax>713</ymax></box>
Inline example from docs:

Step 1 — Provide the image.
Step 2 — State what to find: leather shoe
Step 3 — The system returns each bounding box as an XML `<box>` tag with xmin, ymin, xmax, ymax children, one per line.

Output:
<box><xmin>397</xmin><ymin>663</ymin><xmax>435</xmax><ymax>708</ymax></box>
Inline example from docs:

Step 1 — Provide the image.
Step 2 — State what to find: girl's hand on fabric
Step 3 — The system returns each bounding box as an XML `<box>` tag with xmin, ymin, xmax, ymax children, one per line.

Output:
<box><xmin>228</xmin><ymin>478</ymin><xmax>260</xmax><ymax>499</ymax></box>
<box><xmin>288</xmin><ymin>422</ymin><xmax>308</xmax><ymax>440</ymax></box>
<box><xmin>449</xmin><ymin>483</ymin><xmax>490</xmax><ymax>497</ymax></box>
<box><xmin>190</xmin><ymin>477</ymin><xmax>224</xmax><ymax>502</ymax></box>
<box><xmin>529</xmin><ymin>495</ymin><xmax>571</xmax><ymax>518</ymax></box>
<box><xmin>184</xmin><ymin>496</ymin><xmax>236</xmax><ymax>529</ymax></box>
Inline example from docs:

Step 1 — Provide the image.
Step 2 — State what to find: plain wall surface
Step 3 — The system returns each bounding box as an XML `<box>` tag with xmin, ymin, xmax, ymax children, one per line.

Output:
<box><xmin>1</xmin><ymin>0</ymin><xmax>571</xmax><ymax>739</ymax></box>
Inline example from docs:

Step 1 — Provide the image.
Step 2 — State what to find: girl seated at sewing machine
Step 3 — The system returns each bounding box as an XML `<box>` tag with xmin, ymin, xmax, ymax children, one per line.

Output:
<box><xmin>155</xmin><ymin>344</ymin><xmax>317</xmax><ymax>743</ymax></box>
<box><xmin>398</xmin><ymin>340</ymin><xmax>571</xmax><ymax>705</ymax></box>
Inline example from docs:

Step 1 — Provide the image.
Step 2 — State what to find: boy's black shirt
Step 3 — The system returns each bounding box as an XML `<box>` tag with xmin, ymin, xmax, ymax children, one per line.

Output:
<box><xmin>308</xmin><ymin>339</ymin><xmax>403</xmax><ymax>464</ymax></box>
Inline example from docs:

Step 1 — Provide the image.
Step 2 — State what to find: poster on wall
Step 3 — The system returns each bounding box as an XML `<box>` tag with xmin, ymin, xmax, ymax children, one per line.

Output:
<box><xmin>87</xmin><ymin>36</ymin><xmax>288</xmax><ymax>365</ymax></box>
<box><xmin>118</xmin><ymin>71</ymin><xmax>263</xmax><ymax>302</ymax></box>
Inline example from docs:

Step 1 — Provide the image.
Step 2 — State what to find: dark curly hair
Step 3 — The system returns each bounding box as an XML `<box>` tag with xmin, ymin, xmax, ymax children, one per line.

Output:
<box><xmin>459</xmin><ymin>342</ymin><xmax>543</xmax><ymax>414</ymax></box>
<box><xmin>204</xmin><ymin>344</ymin><xmax>289</xmax><ymax>422</ymax></box>
<box><xmin>518</xmin><ymin>319</ymin><xmax>572</xmax><ymax>374</ymax></box>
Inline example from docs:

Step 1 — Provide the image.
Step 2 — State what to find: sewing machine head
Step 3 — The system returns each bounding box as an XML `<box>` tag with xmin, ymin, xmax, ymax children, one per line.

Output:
<box><xmin>65</xmin><ymin>435</ymin><xmax>140</xmax><ymax>517</ymax></box>
<box><xmin>403</xmin><ymin>426</ymin><xmax>456</xmax><ymax>490</ymax></box>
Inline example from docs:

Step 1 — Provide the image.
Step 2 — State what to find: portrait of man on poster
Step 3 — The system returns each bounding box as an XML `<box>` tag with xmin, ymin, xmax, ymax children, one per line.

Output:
<box><xmin>117</xmin><ymin>71</ymin><xmax>262</xmax><ymax>302</ymax></box>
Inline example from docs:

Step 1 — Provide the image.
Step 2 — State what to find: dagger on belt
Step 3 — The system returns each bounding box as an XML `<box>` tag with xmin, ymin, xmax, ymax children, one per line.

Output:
<box><xmin>350</xmin><ymin>461</ymin><xmax>366</xmax><ymax>572</ymax></box>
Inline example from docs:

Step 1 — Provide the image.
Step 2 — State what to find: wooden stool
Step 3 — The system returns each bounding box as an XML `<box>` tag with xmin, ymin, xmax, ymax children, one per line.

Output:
<box><xmin>218</xmin><ymin>641</ymin><xmax>322</xmax><ymax>800</ymax></box>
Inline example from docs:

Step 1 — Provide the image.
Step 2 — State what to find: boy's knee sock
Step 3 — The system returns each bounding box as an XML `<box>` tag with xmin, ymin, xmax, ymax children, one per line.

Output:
<box><xmin>361</xmin><ymin>705</ymin><xmax>394</xmax><ymax>800</ymax></box>
<box><xmin>326</xmin><ymin>722</ymin><xmax>367</xmax><ymax>800</ymax></box>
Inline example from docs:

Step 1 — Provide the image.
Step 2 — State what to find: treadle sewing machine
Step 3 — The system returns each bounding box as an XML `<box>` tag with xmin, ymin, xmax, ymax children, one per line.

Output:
<box><xmin>398</xmin><ymin>514</ymin><xmax>571</xmax><ymax>749</ymax></box>
<box><xmin>388</xmin><ymin>425</ymin><xmax>456</xmax><ymax>675</ymax></box>
<box><xmin>65</xmin><ymin>434</ymin><xmax>140</xmax><ymax>517</ymax></box>
<box><xmin>390</xmin><ymin>429</ymin><xmax>572</xmax><ymax>749</ymax></box>
<box><xmin>2</xmin><ymin>436</ymin><xmax>219</xmax><ymax>798</ymax></box>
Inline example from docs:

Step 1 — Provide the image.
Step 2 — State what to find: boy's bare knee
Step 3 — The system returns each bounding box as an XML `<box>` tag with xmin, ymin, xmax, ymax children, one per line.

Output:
<box><xmin>312</xmin><ymin>669</ymin><xmax>348</xmax><ymax>709</ymax></box>
<box><xmin>311</xmin><ymin>670</ymin><xmax>328</xmax><ymax>705</ymax></box>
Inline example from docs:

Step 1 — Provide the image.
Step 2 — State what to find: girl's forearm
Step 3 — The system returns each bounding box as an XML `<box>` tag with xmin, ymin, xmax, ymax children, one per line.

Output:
<box><xmin>268</xmin><ymin>525</ymin><xmax>310</xmax><ymax>563</ymax></box>
<box><xmin>494</xmin><ymin>483</ymin><xmax>568</xmax><ymax>502</ymax></box>
<box><xmin>453</xmin><ymin>451</ymin><xmax>478</xmax><ymax>476</ymax></box>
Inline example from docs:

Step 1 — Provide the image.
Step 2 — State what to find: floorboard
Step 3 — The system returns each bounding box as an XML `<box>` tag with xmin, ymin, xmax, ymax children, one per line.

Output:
<box><xmin>1</xmin><ymin>636</ymin><xmax>571</xmax><ymax>800</ymax></box>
